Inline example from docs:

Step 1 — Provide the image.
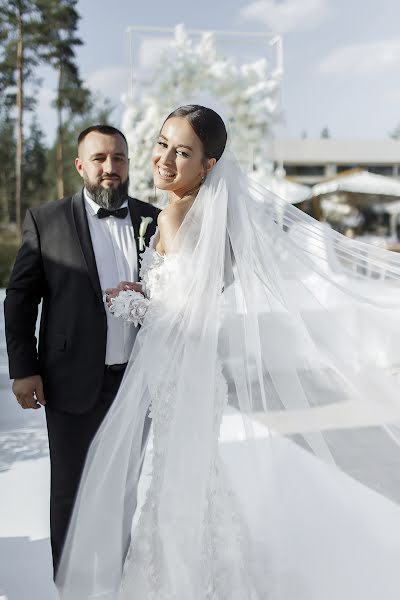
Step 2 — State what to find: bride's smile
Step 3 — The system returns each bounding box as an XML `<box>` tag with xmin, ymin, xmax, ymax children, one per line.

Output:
<box><xmin>157</xmin><ymin>166</ymin><xmax>176</xmax><ymax>180</ymax></box>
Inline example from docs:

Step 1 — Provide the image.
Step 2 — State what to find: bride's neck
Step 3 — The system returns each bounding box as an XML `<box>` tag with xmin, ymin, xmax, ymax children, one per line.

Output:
<box><xmin>168</xmin><ymin>183</ymin><xmax>201</xmax><ymax>205</ymax></box>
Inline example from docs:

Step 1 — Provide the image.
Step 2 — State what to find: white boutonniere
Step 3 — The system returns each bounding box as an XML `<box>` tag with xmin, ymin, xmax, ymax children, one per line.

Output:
<box><xmin>138</xmin><ymin>216</ymin><xmax>153</xmax><ymax>251</ymax></box>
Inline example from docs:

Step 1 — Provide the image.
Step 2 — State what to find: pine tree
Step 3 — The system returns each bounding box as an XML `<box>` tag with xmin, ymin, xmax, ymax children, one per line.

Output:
<box><xmin>0</xmin><ymin>106</ymin><xmax>16</xmax><ymax>224</ymax></box>
<box><xmin>390</xmin><ymin>124</ymin><xmax>400</xmax><ymax>140</ymax></box>
<box><xmin>320</xmin><ymin>127</ymin><xmax>331</xmax><ymax>139</ymax></box>
<box><xmin>37</xmin><ymin>0</ymin><xmax>91</xmax><ymax>198</ymax></box>
<box><xmin>0</xmin><ymin>0</ymin><xmax>43</xmax><ymax>230</ymax></box>
<box><xmin>23</xmin><ymin>115</ymin><xmax>48</xmax><ymax>209</ymax></box>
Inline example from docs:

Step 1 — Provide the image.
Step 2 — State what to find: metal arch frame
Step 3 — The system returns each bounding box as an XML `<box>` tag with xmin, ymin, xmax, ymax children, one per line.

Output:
<box><xmin>125</xmin><ymin>25</ymin><xmax>284</xmax><ymax>100</ymax></box>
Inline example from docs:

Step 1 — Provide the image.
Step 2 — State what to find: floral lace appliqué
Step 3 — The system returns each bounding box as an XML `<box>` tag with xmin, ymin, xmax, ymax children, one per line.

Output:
<box><xmin>118</xmin><ymin>236</ymin><xmax>259</xmax><ymax>599</ymax></box>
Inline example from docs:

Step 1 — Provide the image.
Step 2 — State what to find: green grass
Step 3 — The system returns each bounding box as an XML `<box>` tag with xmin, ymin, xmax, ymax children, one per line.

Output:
<box><xmin>0</xmin><ymin>228</ymin><xmax>20</xmax><ymax>288</ymax></box>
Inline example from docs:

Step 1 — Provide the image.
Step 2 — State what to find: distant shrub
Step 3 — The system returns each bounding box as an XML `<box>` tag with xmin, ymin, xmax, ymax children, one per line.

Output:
<box><xmin>0</xmin><ymin>228</ymin><xmax>20</xmax><ymax>288</ymax></box>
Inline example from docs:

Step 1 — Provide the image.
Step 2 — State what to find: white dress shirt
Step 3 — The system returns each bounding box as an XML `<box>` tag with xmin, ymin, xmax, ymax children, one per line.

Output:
<box><xmin>84</xmin><ymin>189</ymin><xmax>138</xmax><ymax>365</ymax></box>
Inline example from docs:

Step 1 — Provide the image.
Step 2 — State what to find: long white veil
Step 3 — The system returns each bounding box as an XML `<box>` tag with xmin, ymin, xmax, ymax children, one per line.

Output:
<box><xmin>57</xmin><ymin>151</ymin><xmax>400</xmax><ymax>599</ymax></box>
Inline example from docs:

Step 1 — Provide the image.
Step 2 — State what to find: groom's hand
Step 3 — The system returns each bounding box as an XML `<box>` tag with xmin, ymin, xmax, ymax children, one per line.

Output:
<box><xmin>12</xmin><ymin>375</ymin><xmax>46</xmax><ymax>410</ymax></box>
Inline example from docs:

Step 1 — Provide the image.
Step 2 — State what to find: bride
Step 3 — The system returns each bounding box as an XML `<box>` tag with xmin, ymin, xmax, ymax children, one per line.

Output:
<box><xmin>57</xmin><ymin>105</ymin><xmax>400</xmax><ymax>599</ymax></box>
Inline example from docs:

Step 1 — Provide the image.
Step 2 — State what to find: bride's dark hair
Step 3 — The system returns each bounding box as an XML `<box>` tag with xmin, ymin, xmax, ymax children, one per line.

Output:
<box><xmin>163</xmin><ymin>105</ymin><xmax>227</xmax><ymax>161</ymax></box>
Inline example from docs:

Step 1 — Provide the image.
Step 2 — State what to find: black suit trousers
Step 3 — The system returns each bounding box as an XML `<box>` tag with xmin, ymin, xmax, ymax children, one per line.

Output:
<box><xmin>45</xmin><ymin>366</ymin><xmax>126</xmax><ymax>577</ymax></box>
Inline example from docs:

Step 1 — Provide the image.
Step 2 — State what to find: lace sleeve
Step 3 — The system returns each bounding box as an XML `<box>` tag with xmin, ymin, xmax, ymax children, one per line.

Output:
<box><xmin>107</xmin><ymin>290</ymin><xmax>150</xmax><ymax>327</ymax></box>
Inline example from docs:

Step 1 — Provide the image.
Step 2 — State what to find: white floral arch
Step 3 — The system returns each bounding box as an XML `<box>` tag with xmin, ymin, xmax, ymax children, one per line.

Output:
<box><xmin>122</xmin><ymin>25</ymin><xmax>283</xmax><ymax>203</ymax></box>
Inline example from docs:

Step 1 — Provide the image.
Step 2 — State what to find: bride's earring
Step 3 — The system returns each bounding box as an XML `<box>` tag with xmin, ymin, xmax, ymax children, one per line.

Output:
<box><xmin>200</xmin><ymin>175</ymin><xmax>205</xmax><ymax>185</ymax></box>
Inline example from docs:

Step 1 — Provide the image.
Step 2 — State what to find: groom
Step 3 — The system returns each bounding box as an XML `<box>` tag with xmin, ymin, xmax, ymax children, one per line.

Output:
<box><xmin>4</xmin><ymin>125</ymin><xmax>159</xmax><ymax>575</ymax></box>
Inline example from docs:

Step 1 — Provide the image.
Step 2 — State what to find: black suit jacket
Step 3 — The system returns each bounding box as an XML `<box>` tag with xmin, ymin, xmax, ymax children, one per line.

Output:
<box><xmin>4</xmin><ymin>190</ymin><xmax>160</xmax><ymax>413</ymax></box>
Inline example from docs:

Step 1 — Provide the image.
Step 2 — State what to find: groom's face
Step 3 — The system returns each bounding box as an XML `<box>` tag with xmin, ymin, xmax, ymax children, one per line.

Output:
<box><xmin>75</xmin><ymin>132</ymin><xmax>129</xmax><ymax>192</ymax></box>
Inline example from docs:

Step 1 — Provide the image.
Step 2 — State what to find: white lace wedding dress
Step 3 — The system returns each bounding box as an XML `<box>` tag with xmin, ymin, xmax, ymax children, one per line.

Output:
<box><xmin>113</xmin><ymin>231</ymin><xmax>400</xmax><ymax>600</ymax></box>
<box><xmin>118</xmin><ymin>233</ymin><xmax>259</xmax><ymax>599</ymax></box>
<box><xmin>57</xmin><ymin>154</ymin><xmax>400</xmax><ymax>600</ymax></box>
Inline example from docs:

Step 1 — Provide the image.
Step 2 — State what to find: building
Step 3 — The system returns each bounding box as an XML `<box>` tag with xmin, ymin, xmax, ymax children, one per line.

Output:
<box><xmin>272</xmin><ymin>139</ymin><xmax>400</xmax><ymax>185</ymax></box>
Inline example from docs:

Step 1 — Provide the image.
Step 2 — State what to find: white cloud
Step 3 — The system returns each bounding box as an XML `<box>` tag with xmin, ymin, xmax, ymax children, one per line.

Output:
<box><xmin>319</xmin><ymin>40</ymin><xmax>400</xmax><ymax>77</ymax></box>
<box><xmin>239</xmin><ymin>0</ymin><xmax>330</xmax><ymax>33</ymax></box>
<box><xmin>86</xmin><ymin>66</ymin><xmax>130</xmax><ymax>102</ymax></box>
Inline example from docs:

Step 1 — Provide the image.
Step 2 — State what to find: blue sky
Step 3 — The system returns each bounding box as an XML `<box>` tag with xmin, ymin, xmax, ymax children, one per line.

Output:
<box><xmin>35</xmin><ymin>0</ymin><xmax>400</xmax><ymax>142</ymax></box>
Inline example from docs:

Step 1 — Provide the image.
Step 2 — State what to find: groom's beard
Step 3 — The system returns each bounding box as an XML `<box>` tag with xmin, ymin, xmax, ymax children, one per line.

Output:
<box><xmin>84</xmin><ymin>175</ymin><xmax>130</xmax><ymax>209</ymax></box>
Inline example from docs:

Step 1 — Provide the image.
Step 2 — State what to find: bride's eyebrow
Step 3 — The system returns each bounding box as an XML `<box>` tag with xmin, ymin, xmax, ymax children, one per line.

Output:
<box><xmin>158</xmin><ymin>134</ymin><xmax>193</xmax><ymax>151</ymax></box>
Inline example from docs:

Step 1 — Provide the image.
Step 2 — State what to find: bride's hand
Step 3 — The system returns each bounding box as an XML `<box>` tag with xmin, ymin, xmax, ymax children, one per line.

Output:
<box><xmin>104</xmin><ymin>287</ymin><xmax>120</xmax><ymax>307</ymax></box>
<box><xmin>104</xmin><ymin>282</ymin><xmax>144</xmax><ymax>307</ymax></box>
<box><xmin>116</xmin><ymin>281</ymin><xmax>143</xmax><ymax>294</ymax></box>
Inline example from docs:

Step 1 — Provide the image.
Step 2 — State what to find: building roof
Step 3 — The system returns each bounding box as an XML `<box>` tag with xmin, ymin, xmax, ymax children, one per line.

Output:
<box><xmin>250</xmin><ymin>171</ymin><xmax>311</xmax><ymax>203</ymax></box>
<box><xmin>272</xmin><ymin>139</ymin><xmax>400</xmax><ymax>165</ymax></box>
<box><xmin>313</xmin><ymin>170</ymin><xmax>400</xmax><ymax>197</ymax></box>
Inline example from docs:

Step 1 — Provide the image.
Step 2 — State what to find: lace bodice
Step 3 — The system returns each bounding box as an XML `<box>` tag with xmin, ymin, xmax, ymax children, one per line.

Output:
<box><xmin>138</xmin><ymin>230</ymin><xmax>166</xmax><ymax>299</ymax></box>
<box><xmin>108</xmin><ymin>230</ymin><xmax>165</xmax><ymax>325</ymax></box>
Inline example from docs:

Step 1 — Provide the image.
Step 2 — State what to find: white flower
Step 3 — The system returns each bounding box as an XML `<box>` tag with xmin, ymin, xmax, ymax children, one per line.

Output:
<box><xmin>134</xmin><ymin>299</ymin><xmax>149</xmax><ymax>322</ymax></box>
<box><xmin>138</xmin><ymin>216</ymin><xmax>153</xmax><ymax>251</ymax></box>
<box><xmin>108</xmin><ymin>289</ymin><xmax>150</xmax><ymax>327</ymax></box>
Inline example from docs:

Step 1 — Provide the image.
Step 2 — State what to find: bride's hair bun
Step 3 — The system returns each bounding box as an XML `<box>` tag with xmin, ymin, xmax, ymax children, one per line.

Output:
<box><xmin>163</xmin><ymin>105</ymin><xmax>227</xmax><ymax>161</ymax></box>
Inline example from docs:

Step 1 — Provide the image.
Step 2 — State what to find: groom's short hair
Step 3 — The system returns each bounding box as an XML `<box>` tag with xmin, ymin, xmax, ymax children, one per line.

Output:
<box><xmin>78</xmin><ymin>125</ymin><xmax>128</xmax><ymax>150</ymax></box>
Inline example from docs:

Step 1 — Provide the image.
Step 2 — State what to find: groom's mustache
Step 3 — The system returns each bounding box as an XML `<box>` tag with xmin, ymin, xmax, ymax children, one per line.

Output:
<box><xmin>101</xmin><ymin>173</ymin><xmax>121</xmax><ymax>181</ymax></box>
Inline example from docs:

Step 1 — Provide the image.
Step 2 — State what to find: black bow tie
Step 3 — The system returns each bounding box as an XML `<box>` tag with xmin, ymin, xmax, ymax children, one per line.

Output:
<box><xmin>97</xmin><ymin>206</ymin><xmax>128</xmax><ymax>220</ymax></box>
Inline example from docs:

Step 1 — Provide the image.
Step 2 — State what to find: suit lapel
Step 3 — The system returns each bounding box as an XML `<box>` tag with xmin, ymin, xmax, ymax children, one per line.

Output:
<box><xmin>71</xmin><ymin>190</ymin><xmax>104</xmax><ymax>303</ymax></box>
<box><xmin>128</xmin><ymin>197</ymin><xmax>143</xmax><ymax>270</ymax></box>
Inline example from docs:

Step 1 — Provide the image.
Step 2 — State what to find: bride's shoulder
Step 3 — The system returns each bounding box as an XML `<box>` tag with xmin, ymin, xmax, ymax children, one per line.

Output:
<box><xmin>157</xmin><ymin>201</ymin><xmax>189</xmax><ymax>224</ymax></box>
<box><xmin>157</xmin><ymin>201</ymin><xmax>192</xmax><ymax>253</ymax></box>
<box><xmin>157</xmin><ymin>201</ymin><xmax>191</xmax><ymax>235</ymax></box>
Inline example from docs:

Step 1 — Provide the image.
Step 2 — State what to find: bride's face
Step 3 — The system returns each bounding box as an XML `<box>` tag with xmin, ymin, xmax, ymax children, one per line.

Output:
<box><xmin>152</xmin><ymin>117</ymin><xmax>209</xmax><ymax>197</ymax></box>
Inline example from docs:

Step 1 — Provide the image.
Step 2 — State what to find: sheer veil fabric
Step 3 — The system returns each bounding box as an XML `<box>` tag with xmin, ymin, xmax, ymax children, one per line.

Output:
<box><xmin>57</xmin><ymin>151</ymin><xmax>400</xmax><ymax>599</ymax></box>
